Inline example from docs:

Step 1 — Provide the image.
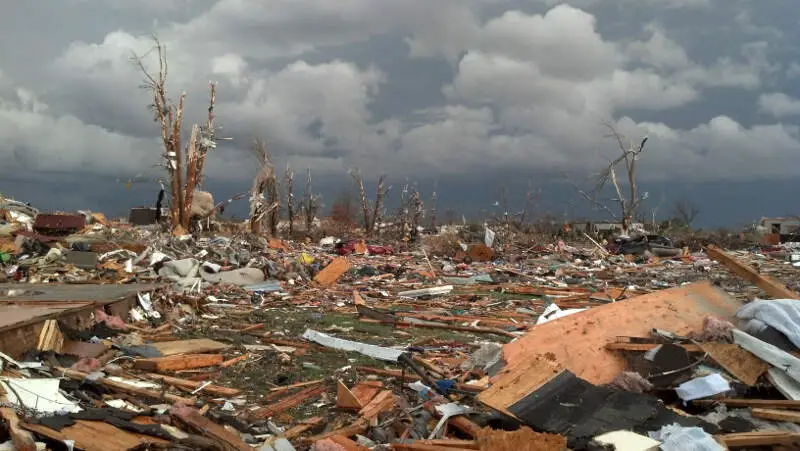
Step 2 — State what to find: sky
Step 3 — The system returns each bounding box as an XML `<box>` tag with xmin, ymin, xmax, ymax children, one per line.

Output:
<box><xmin>0</xmin><ymin>0</ymin><xmax>798</xmax><ymax>228</ymax></box>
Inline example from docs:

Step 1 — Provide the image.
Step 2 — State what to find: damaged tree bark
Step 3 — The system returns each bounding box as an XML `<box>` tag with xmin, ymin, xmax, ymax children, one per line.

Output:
<box><xmin>285</xmin><ymin>165</ymin><xmax>295</xmax><ymax>237</ymax></box>
<box><xmin>349</xmin><ymin>168</ymin><xmax>388</xmax><ymax>235</ymax></box>
<box><xmin>133</xmin><ymin>38</ymin><xmax>220</xmax><ymax>233</ymax></box>
<box><xmin>302</xmin><ymin>168</ymin><xmax>319</xmax><ymax>234</ymax></box>
<box><xmin>249</xmin><ymin>137</ymin><xmax>277</xmax><ymax>235</ymax></box>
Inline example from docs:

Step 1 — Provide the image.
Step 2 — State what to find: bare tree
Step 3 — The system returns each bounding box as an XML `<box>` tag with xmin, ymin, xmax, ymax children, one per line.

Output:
<box><xmin>302</xmin><ymin>168</ymin><xmax>320</xmax><ymax>233</ymax></box>
<box><xmin>132</xmin><ymin>37</ymin><xmax>220</xmax><ymax>233</ymax></box>
<box><xmin>567</xmin><ymin>121</ymin><xmax>649</xmax><ymax>234</ymax></box>
<box><xmin>284</xmin><ymin>165</ymin><xmax>295</xmax><ymax>236</ymax></box>
<box><xmin>348</xmin><ymin>168</ymin><xmax>389</xmax><ymax>235</ymax></box>
<box><xmin>430</xmin><ymin>183</ymin><xmax>439</xmax><ymax>230</ymax></box>
<box><xmin>673</xmin><ymin>198</ymin><xmax>700</xmax><ymax>228</ymax></box>
<box><xmin>249</xmin><ymin>137</ymin><xmax>278</xmax><ymax>234</ymax></box>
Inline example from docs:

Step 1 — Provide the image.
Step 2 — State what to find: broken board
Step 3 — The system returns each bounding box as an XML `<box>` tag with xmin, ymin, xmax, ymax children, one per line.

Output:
<box><xmin>150</xmin><ymin>339</ymin><xmax>229</xmax><ymax>357</ymax></box>
<box><xmin>502</xmin><ymin>281</ymin><xmax>743</xmax><ymax>385</ymax></box>
<box><xmin>134</xmin><ymin>354</ymin><xmax>224</xmax><ymax>372</ymax></box>
<box><xmin>699</xmin><ymin>342</ymin><xmax>768</xmax><ymax>386</ymax></box>
<box><xmin>22</xmin><ymin>420</ymin><xmax>168</xmax><ymax>451</ymax></box>
<box><xmin>313</xmin><ymin>257</ymin><xmax>352</xmax><ymax>287</ymax></box>
<box><xmin>478</xmin><ymin>356</ymin><xmax>562</xmax><ymax>417</ymax></box>
<box><xmin>36</xmin><ymin>319</ymin><xmax>63</xmax><ymax>353</ymax></box>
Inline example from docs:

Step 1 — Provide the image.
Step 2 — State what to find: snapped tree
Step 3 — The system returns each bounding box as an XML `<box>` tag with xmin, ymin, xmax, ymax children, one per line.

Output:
<box><xmin>569</xmin><ymin>121</ymin><xmax>649</xmax><ymax>234</ymax></box>
<box><xmin>132</xmin><ymin>37</ymin><xmax>220</xmax><ymax>233</ymax></box>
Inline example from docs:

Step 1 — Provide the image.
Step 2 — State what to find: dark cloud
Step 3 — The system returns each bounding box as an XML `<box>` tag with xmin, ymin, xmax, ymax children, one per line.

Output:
<box><xmin>0</xmin><ymin>0</ymin><xmax>798</xmax><ymax>227</ymax></box>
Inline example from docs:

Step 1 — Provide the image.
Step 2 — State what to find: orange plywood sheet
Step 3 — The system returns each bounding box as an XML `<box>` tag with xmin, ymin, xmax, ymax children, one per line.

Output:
<box><xmin>501</xmin><ymin>281</ymin><xmax>743</xmax><ymax>385</ymax></box>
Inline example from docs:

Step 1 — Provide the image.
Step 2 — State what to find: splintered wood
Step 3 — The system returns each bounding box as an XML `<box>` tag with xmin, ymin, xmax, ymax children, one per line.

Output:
<box><xmin>705</xmin><ymin>245</ymin><xmax>800</xmax><ymax>299</ymax></box>
<box><xmin>337</xmin><ymin>380</ymin><xmax>382</xmax><ymax>410</ymax></box>
<box><xmin>36</xmin><ymin>320</ymin><xmax>63</xmax><ymax>353</ymax></box>
<box><xmin>134</xmin><ymin>353</ymin><xmax>223</xmax><ymax>372</ymax></box>
<box><xmin>698</xmin><ymin>342</ymin><xmax>768</xmax><ymax>386</ymax></box>
<box><xmin>314</xmin><ymin>257</ymin><xmax>352</xmax><ymax>287</ymax></box>
<box><xmin>477</xmin><ymin>357</ymin><xmax>562</xmax><ymax>417</ymax></box>
<box><xmin>150</xmin><ymin>338</ymin><xmax>230</xmax><ymax>356</ymax></box>
<box><xmin>22</xmin><ymin>419</ymin><xmax>168</xmax><ymax>451</ymax></box>
<box><xmin>501</xmin><ymin>281</ymin><xmax>743</xmax><ymax>385</ymax></box>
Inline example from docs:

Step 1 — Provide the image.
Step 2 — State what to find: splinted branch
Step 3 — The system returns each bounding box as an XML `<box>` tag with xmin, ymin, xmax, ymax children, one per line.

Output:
<box><xmin>348</xmin><ymin>168</ymin><xmax>389</xmax><ymax>235</ymax></box>
<box><xmin>349</xmin><ymin>169</ymin><xmax>371</xmax><ymax>233</ymax></box>
<box><xmin>285</xmin><ymin>165</ymin><xmax>295</xmax><ymax>236</ymax></box>
<box><xmin>567</xmin><ymin>121</ymin><xmax>649</xmax><ymax>234</ymax></box>
<box><xmin>132</xmin><ymin>37</ymin><xmax>222</xmax><ymax>233</ymax></box>
<box><xmin>249</xmin><ymin>137</ymin><xmax>277</xmax><ymax>235</ymax></box>
<box><xmin>302</xmin><ymin>168</ymin><xmax>320</xmax><ymax>233</ymax></box>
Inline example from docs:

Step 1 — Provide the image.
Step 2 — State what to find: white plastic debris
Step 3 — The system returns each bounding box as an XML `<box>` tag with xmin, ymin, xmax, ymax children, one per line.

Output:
<box><xmin>649</xmin><ymin>423</ymin><xmax>724</xmax><ymax>451</ymax></box>
<box><xmin>675</xmin><ymin>373</ymin><xmax>731</xmax><ymax>402</ymax></box>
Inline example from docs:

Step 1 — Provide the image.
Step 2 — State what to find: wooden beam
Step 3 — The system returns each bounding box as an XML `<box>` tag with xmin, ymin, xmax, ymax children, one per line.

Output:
<box><xmin>752</xmin><ymin>408</ymin><xmax>800</xmax><ymax>423</ymax></box>
<box><xmin>717</xmin><ymin>431</ymin><xmax>800</xmax><ymax>448</ymax></box>
<box><xmin>55</xmin><ymin>367</ymin><xmax>194</xmax><ymax>404</ymax></box>
<box><xmin>145</xmin><ymin>373</ymin><xmax>240</xmax><ymax>397</ymax></box>
<box><xmin>694</xmin><ymin>399</ymin><xmax>800</xmax><ymax>410</ymax></box>
<box><xmin>705</xmin><ymin>245</ymin><xmax>799</xmax><ymax>299</ymax></box>
<box><xmin>134</xmin><ymin>354</ymin><xmax>223</xmax><ymax>372</ymax></box>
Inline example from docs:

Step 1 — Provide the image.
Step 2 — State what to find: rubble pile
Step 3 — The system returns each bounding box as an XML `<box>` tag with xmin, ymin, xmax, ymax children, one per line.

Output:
<box><xmin>0</xmin><ymin>204</ymin><xmax>800</xmax><ymax>450</ymax></box>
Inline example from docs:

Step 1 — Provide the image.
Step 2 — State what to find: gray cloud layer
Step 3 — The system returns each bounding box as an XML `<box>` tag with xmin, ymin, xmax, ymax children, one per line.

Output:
<box><xmin>0</xmin><ymin>0</ymin><xmax>798</xmax><ymax>222</ymax></box>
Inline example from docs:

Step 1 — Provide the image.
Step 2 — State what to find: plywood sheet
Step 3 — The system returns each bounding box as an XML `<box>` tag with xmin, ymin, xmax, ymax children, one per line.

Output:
<box><xmin>478</xmin><ymin>356</ymin><xmax>562</xmax><ymax>416</ymax></box>
<box><xmin>699</xmin><ymin>342</ymin><xmax>768</xmax><ymax>386</ymax></box>
<box><xmin>22</xmin><ymin>420</ymin><xmax>167</xmax><ymax>451</ymax></box>
<box><xmin>502</xmin><ymin>281</ymin><xmax>743</xmax><ymax>385</ymax></box>
<box><xmin>314</xmin><ymin>257</ymin><xmax>352</xmax><ymax>287</ymax></box>
<box><xmin>150</xmin><ymin>338</ymin><xmax>230</xmax><ymax>356</ymax></box>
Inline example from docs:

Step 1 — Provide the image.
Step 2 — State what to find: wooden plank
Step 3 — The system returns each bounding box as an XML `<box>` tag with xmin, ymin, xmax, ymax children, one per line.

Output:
<box><xmin>22</xmin><ymin>420</ymin><xmax>168</xmax><ymax>451</ymax></box>
<box><xmin>752</xmin><ymin>408</ymin><xmax>800</xmax><ymax>423</ymax></box>
<box><xmin>220</xmin><ymin>353</ymin><xmax>250</xmax><ymax>368</ymax></box>
<box><xmin>694</xmin><ymin>399</ymin><xmax>800</xmax><ymax>410</ymax></box>
<box><xmin>269</xmin><ymin>378</ymin><xmax>325</xmax><ymax>393</ymax></box>
<box><xmin>314</xmin><ymin>257</ymin><xmax>352</xmax><ymax>287</ymax></box>
<box><xmin>171</xmin><ymin>405</ymin><xmax>250</xmax><ymax>451</ymax></box>
<box><xmin>705</xmin><ymin>245</ymin><xmax>800</xmax><ymax>299</ymax></box>
<box><xmin>717</xmin><ymin>431</ymin><xmax>800</xmax><ymax>447</ymax></box>
<box><xmin>477</xmin><ymin>357</ymin><xmax>562</xmax><ymax>417</ymax></box>
<box><xmin>699</xmin><ymin>342</ymin><xmax>768</xmax><ymax>386</ymax></box>
<box><xmin>0</xmin><ymin>408</ymin><xmax>36</xmax><ymax>451</ymax></box>
<box><xmin>606</xmin><ymin>342</ymin><xmax>702</xmax><ymax>353</ymax></box>
<box><xmin>252</xmin><ymin>384</ymin><xmax>326</xmax><ymax>419</ymax></box>
<box><xmin>337</xmin><ymin>380</ymin><xmax>364</xmax><ymax>410</ymax></box>
<box><xmin>36</xmin><ymin>319</ymin><xmax>63</xmax><ymax>353</ymax></box>
<box><xmin>150</xmin><ymin>338</ymin><xmax>230</xmax><ymax>356</ymax></box>
<box><xmin>358</xmin><ymin>390</ymin><xmax>395</xmax><ymax>424</ymax></box>
<box><xmin>55</xmin><ymin>367</ymin><xmax>194</xmax><ymax>404</ymax></box>
<box><xmin>145</xmin><ymin>373</ymin><xmax>240</xmax><ymax>397</ymax></box>
<box><xmin>134</xmin><ymin>354</ymin><xmax>223</xmax><ymax>372</ymax></box>
<box><xmin>328</xmin><ymin>434</ymin><xmax>370</xmax><ymax>450</ymax></box>
<box><xmin>351</xmin><ymin>381</ymin><xmax>383</xmax><ymax>407</ymax></box>
<box><xmin>502</xmin><ymin>281</ymin><xmax>743</xmax><ymax>385</ymax></box>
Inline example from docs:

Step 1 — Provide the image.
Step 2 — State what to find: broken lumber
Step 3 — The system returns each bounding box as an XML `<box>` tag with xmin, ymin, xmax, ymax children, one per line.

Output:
<box><xmin>36</xmin><ymin>319</ymin><xmax>64</xmax><ymax>353</ymax></box>
<box><xmin>606</xmin><ymin>342</ymin><xmax>702</xmax><ymax>353</ymax></box>
<box><xmin>694</xmin><ymin>399</ymin><xmax>800</xmax><ymax>410</ymax></box>
<box><xmin>150</xmin><ymin>338</ymin><xmax>230</xmax><ymax>356</ymax></box>
<box><xmin>134</xmin><ymin>354</ymin><xmax>223</xmax><ymax>372</ymax></box>
<box><xmin>752</xmin><ymin>408</ymin><xmax>800</xmax><ymax>423</ymax></box>
<box><xmin>717</xmin><ymin>431</ymin><xmax>800</xmax><ymax>448</ymax></box>
<box><xmin>698</xmin><ymin>342</ymin><xmax>768</xmax><ymax>386</ymax></box>
<box><xmin>314</xmin><ymin>257</ymin><xmax>352</xmax><ymax>287</ymax></box>
<box><xmin>171</xmin><ymin>405</ymin><xmax>250</xmax><ymax>451</ymax></box>
<box><xmin>357</xmin><ymin>367</ymin><xmax>484</xmax><ymax>393</ymax></box>
<box><xmin>0</xmin><ymin>408</ymin><xmax>37</xmax><ymax>451</ymax></box>
<box><xmin>219</xmin><ymin>353</ymin><xmax>250</xmax><ymax>368</ymax></box>
<box><xmin>252</xmin><ymin>384</ymin><xmax>326</xmax><ymax>419</ymax></box>
<box><xmin>705</xmin><ymin>245</ymin><xmax>800</xmax><ymax>299</ymax></box>
<box><xmin>146</xmin><ymin>373</ymin><xmax>240</xmax><ymax>397</ymax></box>
<box><xmin>55</xmin><ymin>367</ymin><xmax>194</xmax><ymax>404</ymax></box>
<box><xmin>269</xmin><ymin>378</ymin><xmax>325</xmax><ymax>393</ymax></box>
<box><xmin>502</xmin><ymin>281</ymin><xmax>742</xmax><ymax>385</ymax></box>
<box><xmin>423</xmin><ymin>403</ymin><xmax>482</xmax><ymax>438</ymax></box>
